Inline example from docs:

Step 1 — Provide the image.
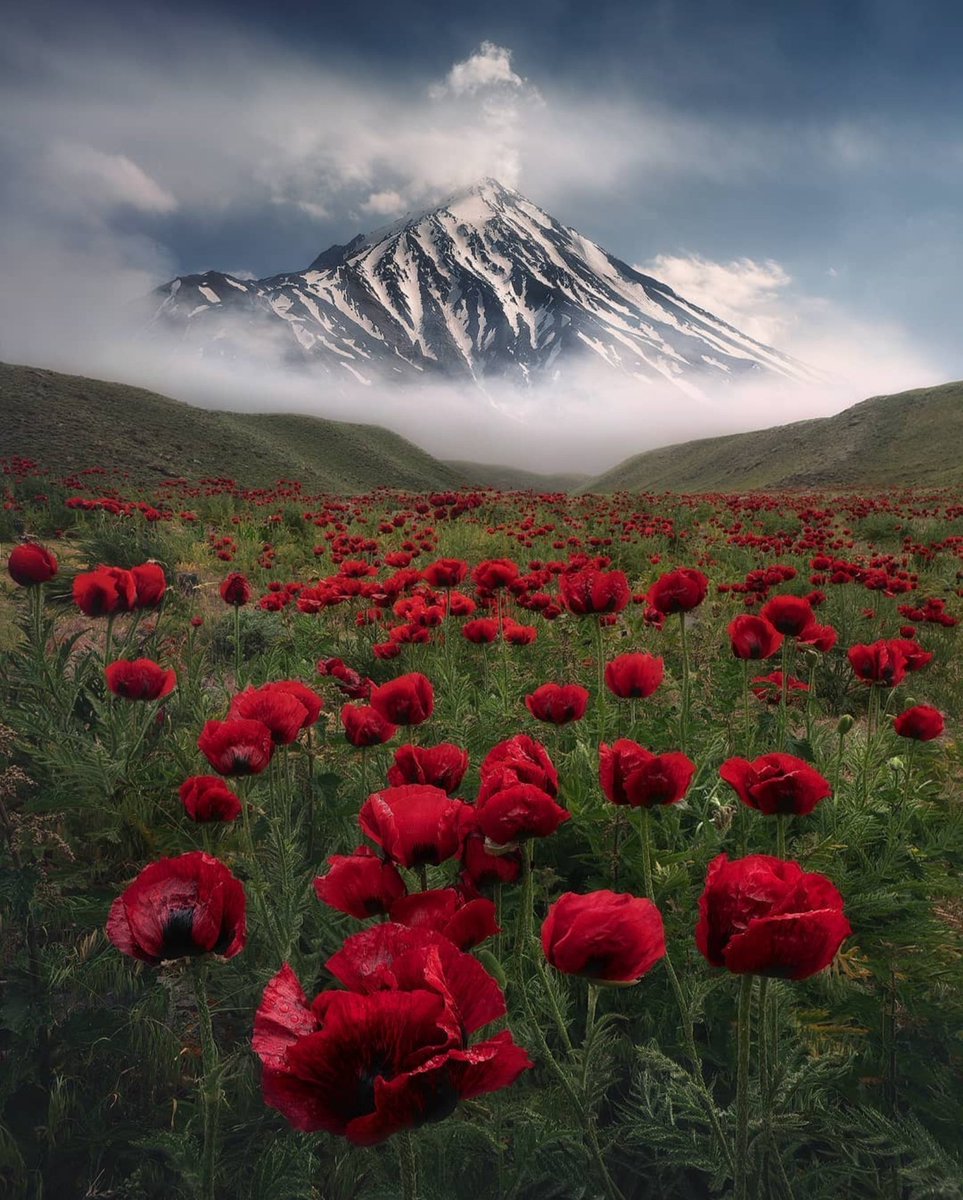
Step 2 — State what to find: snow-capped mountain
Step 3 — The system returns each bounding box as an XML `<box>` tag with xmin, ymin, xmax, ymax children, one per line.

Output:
<box><xmin>152</xmin><ymin>178</ymin><xmax>813</xmax><ymax>392</ymax></box>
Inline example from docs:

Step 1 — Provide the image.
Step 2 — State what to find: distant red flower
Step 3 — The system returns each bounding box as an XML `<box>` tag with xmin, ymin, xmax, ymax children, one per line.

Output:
<box><xmin>423</xmin><ymin>558</ymin><xmax>468</xmax><ymax>588</ymax></box>
<box><xmin>759</xmin><ymin>595</ymin><xmax>815</xmax><ymax>637</ymax></box>
<box><xmin>253</xmin><ymin>956</ymin><xmax>530</xmax><ymax>1144</ymax></box>
<box><xmin>73</xmin><ymin>566</ymin><xmax>137</xmax><ymax>617</ymax></box>
<box><xmin>459</xmin><ymin>832</ymin><xmax>522</xmax><ymax>890</ymax></box>
<box><xmin>599</xmin><ymin>740</ymin><xmax>696</xmax><ymax>808</ymax></box>
<box><xmin>478</xmin><ymin>734</ymin><xmax>559</xmax><ymax>802</ymax></box>
<box><xmin>390</xmin><ymin>888</ymin><xmax>498</xmax><ymax>951</ymax></box>
<box><xmin>604</xmin><ymin>652</ymin><xmax>664</xmax><ymax>698</ymax></box>
<box><xmin>751</xmin><ymin>671</ymin><xmax>810</xmax><ymax>704</ymax></box>
<box><xmin>219</xmin><ymin>572</ymin><xmax>252</xmax><ymax>606</ymax></box>
<box><xmin>893</xmin><ymin>705</ymin><xmax>944</xmax><ymax>741</ymax></box>
<box><xmin>359</xmin><ymin>785</ymin><xmax>473</xmax><ymax>868</ymax></box>
<box><xmin>728</xmin><ymin>615</ymin><xmax>783</xmax><ymax>660</ymax></box>
<box><xmin>525</xmin><ymin>683</ymin><xmax>590</xmax><ymax>725</ymax></box>
<box><xmin>695</xmin><ymin>853</ymin><xmax>851</xmax><ymax>979</ymax></box>
<box><xmin>131</xmin><ymin>562</ymin><xmax>167</xmax><ymax>608</ymax></box>
<box><xmin>314</xmin><ymin>846</ymin><xmax>407</xmax><ymax>918</ymax></box>
<box><xmin>179</xmin><ymin>775</ymin><xmax>242</xmax><ymax>822</ymax></box>
<box><xmin>341</xmin><ymin>703</ymin><xmax>397</xmax><ymax>747</ymax></box>
<box><xmin>847</xmin><ymin>640</ymin><xmax>908</xmax><ymax>687</ymax></box>
<box><xmin>387</xmin><ymin>743</ymin><xmax>469</xmax><ymax>794</ymax></box>
<box><xmin>369</xmin><ymin>673</ymin><xmax>435</xmax><ymax>726</ymax></box>
<box><xmin>647</xmin><ymin>568</ymin><xmax>708</xmax><ymax>615</ymax></box>
<box><xmin>560</xmin><ymin>568</ymin><xmax>630</xmax><ymax>616</ymax></box>
<box><xmin>107</xmin><ymin>851</ymin><xmax>246</xmax><ymax>964</ymax></box>
<box><xmin>198</xmin><ymin>718</ymin><xmax>274</xmax><ymax>775</ymax></box>
<box><xmin>105</xmin><ymin>658</ymin><xmax>176</xmax><ymax>701</ymax></box>
<box><xmin>503</xmin><ymin>619</ymin><xmax>537</xmax><ymax>645</ymax></box>
<box><xmin>229</xmin><ymin>685</ymin><xmax>309</xmax><ymax>744</ymax></box>
<box><xmin>796</xmin><ymin>622</ymin><xmax>838</xmax><ymax>653</ymax></box>
<box><xmin>475</xmin><ymin>782</ymin><xmax>570</xmax><ymax>845</ymax></box>
<box><xmin>462</xmin><ymin>618</ymin><xmax>500</xmax><ymax>644</ymax></box>
<box><xmin>8</xmin><ymin>542</ymin><xmax>57</xmax><ymax>586</ymax></box>
<box><xmin>472</xmin><ymin>559</ymin><xmax>520</xmax><ymax>591</ymax></box>
<box><xmin>719</xmin><ymin>753</ymin><xmax>832</xmax><ymax>816</ymax></box>
<box><xmin>542</xmin><ymin>891</ymin><xmax>665</xmax><ymax>983</ymax></box>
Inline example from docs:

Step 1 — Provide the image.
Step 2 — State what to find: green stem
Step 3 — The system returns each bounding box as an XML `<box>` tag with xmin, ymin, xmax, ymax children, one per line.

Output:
<box><xmin>595</xmin><ymin>618</ymin><xmax>607</xmax><ymax>747</ymax></box>
<box><xmin>734</xmin><ymin>974</ymin><xmax>754</xmax><ymax>1200</ymax></box>
<box><xmin>743</xmin><ymin>659</ymin><xmax>752</xmax><ymax>757</ymax></box>
<box><xmin>639</xmin><ymin>810</ymin><xmax>734</xmax><ymax>1171</ymax></box>
<box><xmin>191</xmin><ymin>960</ymin><xmax>219</xmax><ymax>1200</ymax></box>
<box><xmin>514</xmin><ymin>842</ymin><xmax>534</xmax><ymax>970</ymax></box>
<box><xmin>678</xmin><ymin>612</ymin><xmax>690</xmax><ymax>754</ymax></box>
<box><xmin>233</xmin><ymin>604</ymin><xmax>242</xmax><ymax>688</ymax></box>
<box><xmin>775</xmin><ymin>814</ymin><xmax>788</xmax><ymax>861</ymax></box>
<box><xmin>397</xmin><ymin>1129</ymin><xmax>418</xmax><ymax>1200</ymax></box>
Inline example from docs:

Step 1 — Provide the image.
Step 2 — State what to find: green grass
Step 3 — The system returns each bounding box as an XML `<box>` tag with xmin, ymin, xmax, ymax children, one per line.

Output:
<box><xmin>444</xmin><ymin>460</ymin><xmax>591</xmax><ymax>493</ymax></box>
<box><xmin>585</xmin><ymin>381</ymin><xmax>963</xmax><ymax>492</ymax></box>
<box><xmin>0</xmin><ymin>362</ymin><xmax>465</xmax><ymax>493</ymax></box>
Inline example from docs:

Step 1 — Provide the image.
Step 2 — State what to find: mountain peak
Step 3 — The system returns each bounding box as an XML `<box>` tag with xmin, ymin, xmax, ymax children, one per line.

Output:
<box><xmin>156</xmin><ymin>180</ymin><xmax>815</xmax><ymax>393</ymax></box>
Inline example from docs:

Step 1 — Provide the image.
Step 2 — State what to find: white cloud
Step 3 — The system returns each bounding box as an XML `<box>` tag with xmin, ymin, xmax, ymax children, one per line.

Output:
<box><xmin>430</xmin><ymin>41</ymin><xmax>526</xmax><ymax>98</ymax></box>
<box><xmin>360</xmin><ymin>189</ymin><xmax>406</xmax><ymax>216</ymax></box>
<box><xmin>46</xmin><ymin>142</ymin><xmax>178</xmax><ymax>216</ymax></box>
<box><xmin>639</xmin><ymin>254</ymin><xmax>793</xmax><ymax>344</ymax></box>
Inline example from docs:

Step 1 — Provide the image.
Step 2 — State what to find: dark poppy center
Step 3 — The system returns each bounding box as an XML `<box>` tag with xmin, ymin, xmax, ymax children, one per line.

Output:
<box><xmin>161</xmin><ymin>908</ymin><xmax>199</xmax><ymax>958</ymax></box>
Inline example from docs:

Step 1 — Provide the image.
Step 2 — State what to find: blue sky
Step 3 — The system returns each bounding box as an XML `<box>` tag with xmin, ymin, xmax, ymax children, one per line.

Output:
<box><xmin>2</xmin><ymin>0</ymin><xmax>962</xmax><ymax>400</ymax></box>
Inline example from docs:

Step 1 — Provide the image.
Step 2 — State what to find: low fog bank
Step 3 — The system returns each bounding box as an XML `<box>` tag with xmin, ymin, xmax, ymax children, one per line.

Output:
<box><xmin>5</xmin><ymin>327</ymin><xmax>933</xmax><ymax>477</ymax></box>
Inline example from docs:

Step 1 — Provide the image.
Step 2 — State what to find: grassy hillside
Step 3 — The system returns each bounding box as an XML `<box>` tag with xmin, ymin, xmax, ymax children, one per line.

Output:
<box><xmin>0</xmin><ymin>362</ymin><xmax>465</xmax><ymax>493</ymax></box>
<box><xmin>444</xmin><ymin>459</ymin><xmax>591</xmax><ymax>493</ymax></box>
<box><xmin>585</xmin><ymin>381</ymin><xmax>963</xmax><ymax>493</ymax></box>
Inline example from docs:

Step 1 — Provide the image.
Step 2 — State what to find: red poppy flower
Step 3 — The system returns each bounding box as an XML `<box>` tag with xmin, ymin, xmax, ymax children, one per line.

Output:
<box><xmin>525</xmin><ymin>683</ymin><xmax>590</xmax><ymax>725</ymax></box>
<box><xmin>107</xmin><ymin>851</ymin><xmax>246</xmax><ymax>964</ymax></box>
<box><xmin>220</xmin><ymin>572</ymin><xmax>252</xmax><ymax>606</ymax></box>
<box><xmin>719</xmin><ymin>753</ymin><xmax>832</xmax><ymax>816</ymax></box>
<box><xmin>462</xmin><ymin>618</ymin><xmax>501</xmax><ymax>644</ymax></box>
<box><xmin>228</xmin><ymin>685</ymin><xmax>308</xmax><ymax>745</ymax></box>
<box><xmin>472</xmin><ymin>559</ymin><xmax>520</xmax><ymax>592</ymax></box>
<box><xmin>423</xmin><ymin>558</ymin><xmax>468</xmax><ymax>588</ymax></box>
<box><xmin>359</xmin><ymin>785</ymin><xmax>473</xmax><ymax>868</ymax></box>
<box><xmin>796</xmin><ymin>622</ymin><xmax>838</xmax><ymax>653</ymax></box>
<box><xmin>341</xmin><ymin>703</ymin><xmax>397</xmax><ymax>747</ymax></box>
<box><xmin>387</xmin><ymin>743</ymin><xmax>469</xmax><ymax>794</ymax></box>
<box><xmin>369</xmin><ymin>673</ymin><xmax>435</xmax><ymax>726</ymax></box>
<box><xmin>503</xmin><ymin>619</ymin><xmax>537</xmax><ymax>645</ymax></box>
<box><xmin>890</xmin><ymin>639</ymin><xmax>934</xmax><ymax>673</ymax></box>
<box><xmin>475</xmin><ymin>783</ymin><xmax>570</xmax><ymax>845</ymax></box>
<box><xmin>847</xmin><ymin>640</ymin><xmax>908</xmax><ymax>687</ymax></box>
<box><xmin>314</xmin><ymin>846</ymin><xmax>407</xmax><ymax>918</ymax></box>
<box><xmin>179</xmin><ymin>775</ymin><xmax>243</xmax><ymax>822</ymax></box>
<box><xmin>390</xmin><ymin>888</ymin><xmax>498</xmax><ymax>950</ymax></box>
<box><xmin>8</xmin><ymin>543</ymin><xmax>58</xmax><ymax>586</ymax></box>
<box><xmin>647</xmin><ymin>568</ymin><xmax>709</xmax><ymax>615</ymax></box>
<box><xmin>198</xmin><ymin>718</ymin><xmax>274</xmax><ymax>775</ymax></box>
<box><xmin>560</xmin><ymin>568</ymin><xmax>630</xmax><ymax>615</ymax></box>
<box><xmin>542</xmin><ymin>891</ymin><xmax>665</xmax><ymax>983</ymax></box>
<box><xmin>318</xmin><ymin>657</ymin><xmax>372</xmax><ymax>699</ymax></box>
<box><xmin>727</xmin><ymin>615</ymin><xmax>783</xmax><ymax>660</ymax></box>
<box><xmin>459</xmin><ymin>832</ymin><xmax>522</xmax><ymax>890</ymax></box>
<box><xmin>131</xmin><ymin>562</ymin><xmax>167</xmax><ymax>608</ymax></box>
<box><xmin>751</xmin><ymin>671</ymin><xmax>810</xmax><ymax>704</ymax></box>
<box><xmin>759</xmin><ymin>595</ymin><xmax>815</xmax><ymax>637</ymax></box>
<box><xmin>478</xmin><ymin>734</ymin><xmax>559</xmax><ymax>802</ymax></box>
<box><xmin>254</xmin><ymin>958</ymin><xmax>531</xmax><ymax>1144</ymax></box>
<box><xmin>599</xmin><ymin>740</ymin><xmax>696</xmax><ymax>808</ymax></box>
<box><xmin>263</xmin><ymin>680</ymin><xmax>325</xmax><ymax>727</ymax></box>
<box><xmin>893</xmin><ymin>705</ymin><xmax>944</xmax><ymax>741</ymax></box>
<box><xmin>73</xmin><ymin>566</ymin><xmax>137</xmax><ymax>617</ymax></box>
<box><xmin>105</xmin><ymin>658</ymin><xmax>177</xmax><ymax>701</ymax></box>
<box><xmin>604</xmin><ymin>652</ymin><xmax>665</xmax><ymax>698</ymax></box>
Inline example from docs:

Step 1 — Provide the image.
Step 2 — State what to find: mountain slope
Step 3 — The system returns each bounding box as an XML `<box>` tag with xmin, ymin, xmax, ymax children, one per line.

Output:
<box><xmin>584</xmin><ymin>382</ymin><xmax>963</xmax><ymax>492</ymax></box>
<box><xmin>152</xmin><ymin>179</ymin><xmax>815</xmax><ymax>395</ymax></box>
<box><xmin>0</xmin><ymin>362</ymin><xmax>464</xmax><ymax>493</ymax></box>
<box><xmin>444</xmin><ymin>460</ymin><xmax>590</xmax><ymax>493</ymax></box>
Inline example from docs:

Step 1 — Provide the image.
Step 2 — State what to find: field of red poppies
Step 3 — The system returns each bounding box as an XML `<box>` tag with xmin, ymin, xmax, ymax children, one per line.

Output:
<box><xmin>1</xmin><ymin>460</ymin><xmax>962</xmax><ymax>1200</ymax></box>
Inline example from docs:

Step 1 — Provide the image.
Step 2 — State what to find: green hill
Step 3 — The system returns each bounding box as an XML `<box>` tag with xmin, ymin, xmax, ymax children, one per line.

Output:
<box><xmin>444</xmin><ymin>460</ymin><xmax>591</xmax><ymax>493</ymax></box>
<box><xmin>0</xmin><ymin>362</ymin><xmax>465</xmax><ymax>493</ymax></box>
<box><xmin>584</xmin><ymin>381</ymin><xmax>963</xmax><ymax>493</ymax></box>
